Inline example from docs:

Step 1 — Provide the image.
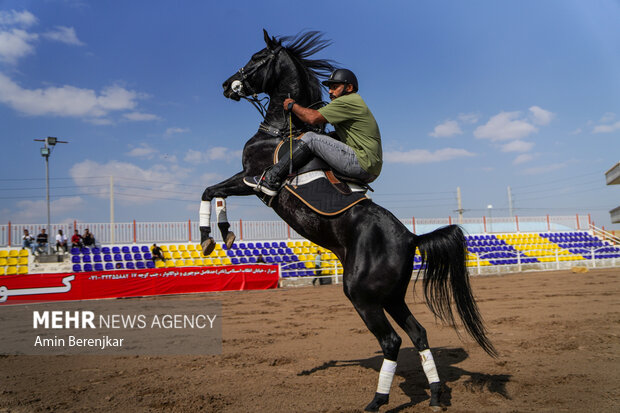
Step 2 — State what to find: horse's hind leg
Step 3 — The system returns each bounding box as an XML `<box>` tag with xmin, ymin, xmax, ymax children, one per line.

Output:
<box><xmin>349</xmin><ymin>300</ymin><xmax>402</xmax><ymax>412</ymax></box>
<box><xmin>199</xmin><ymin>197</ymin><xmax>236</xmax><ymax>256</ymax></box>
<box><xmin>384</xmin><ymin>300</ymin><xmax>442</xmax><ymax>410</ymax></box>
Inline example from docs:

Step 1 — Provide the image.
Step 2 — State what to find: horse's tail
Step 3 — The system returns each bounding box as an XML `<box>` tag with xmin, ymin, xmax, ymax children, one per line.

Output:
<box><xmin>414</xmin><ymin>225</ymin><xmax>497</xmax><ymax>357</ymax></box>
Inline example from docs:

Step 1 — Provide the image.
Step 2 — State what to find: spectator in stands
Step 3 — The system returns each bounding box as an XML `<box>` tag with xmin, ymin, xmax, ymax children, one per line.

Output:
<box><xmin>35</xmin><ymin>228</ymin><xmax>48</xmax><ymax>254</ymax></box>
<box><xmin>312</xmin><ymin>252</ymin><xmax>323</xmax><ymax>286</ymax></box>
<box><xmin>82</xmin><ymin>228</ymin><xmax>95</xmax><ymax>248</ymax></box>
<box><xmin>256</xmin><ymin>254</ymin><xmax>265</xmax><ymax>263</ymax></box>
<box><xmin>22</xmin><ymin>229</ymin><xmax>35</xmax><ymax>254</ymax></box>
<box><xmin>71</xmin><ymin>229</ymin><xmax>83</xmax><ymax>249</ymax></box>
<box><xmin>151</xmin><ymin>244</ymin><xmax>164</xmax><ymax>262</ymax></box>
<box><xmin>115</xmin><ymin>263</ymin><xmax>122</xmax><ymax>269</ymax></box>
<box><xmin>55</xmin><ymin>229</ymin><xmax>68</xmax><ymax>254</ymax></box>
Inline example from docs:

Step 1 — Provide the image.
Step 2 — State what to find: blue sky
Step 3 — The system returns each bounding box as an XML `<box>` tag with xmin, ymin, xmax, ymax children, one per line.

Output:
<box><xmin>1</xmin><ymin>0</ymin><xmax>619</xmax><ymax>230</ymax></box>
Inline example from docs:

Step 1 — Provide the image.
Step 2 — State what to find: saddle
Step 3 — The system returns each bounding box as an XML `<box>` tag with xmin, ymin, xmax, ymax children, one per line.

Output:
<box><xmin>266</xmin><ymin>137</ymin><xmax>371</xmax><ymax>216</ymax></box>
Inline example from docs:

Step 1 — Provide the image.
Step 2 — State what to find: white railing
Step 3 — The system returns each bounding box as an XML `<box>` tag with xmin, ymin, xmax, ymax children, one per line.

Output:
<box><xmin>0</xmin><ymin>214</ymin><xmax>597</xmax><ymax>247</ymax></box>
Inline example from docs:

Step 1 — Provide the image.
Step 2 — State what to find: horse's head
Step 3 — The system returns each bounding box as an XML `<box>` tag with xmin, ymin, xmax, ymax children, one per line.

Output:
<box><xmin>222</xmin><ymin>29</ymin><xmax>285</xmax><ymax>101</ymax></box>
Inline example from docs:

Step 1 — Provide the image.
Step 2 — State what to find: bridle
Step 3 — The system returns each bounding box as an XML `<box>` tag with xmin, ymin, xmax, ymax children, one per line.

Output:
<box><xmin>232</xmin><ymin>46</ymin><xmax>283</xmax><ymax>118</ymax></box>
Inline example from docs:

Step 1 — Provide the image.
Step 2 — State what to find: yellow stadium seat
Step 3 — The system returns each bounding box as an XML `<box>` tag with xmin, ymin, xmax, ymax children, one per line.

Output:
<box><xmin>190</xmin><ymin>251</ymin><xmax>200</xmax><ymax>258</ymax></box>
<box><xmin>160</xmin><ymin>245</ymin><xmax>169</xmax><ymax>251</ymax></box>
<box><xmin>8</xmin><ymin>250</ymin><xmax>19</xmax><ymax>257</ymax></box>
<box><xmin>178</xmin><ymin>245</ymin><xmax>187</xmax><ymax>251</ymax></box>
<box><xmin>18</xmin><ymin>257</ymin><xmax>28</xmax><ymax>266</ymax></box>
<box><xmin>194</xmin><ymin>258</ymin><xmax>204</xmax><ymax>266</ymax></box>
<box><xmin>184</xmin><ymin>259</ymin><xmax>194</xmax><ymax>266</ymax></box>
<box><xmin>165</xmin><ymin>260</ymin><xmax>175</xmax><ymax>268</ymax></box>
<box><xmin>163</xmin><ymin>252</ymin><xmax>172</xmax><ymax>260</ymax></box>
<box><xmin>187</xmin><ymin>244</ymin><xmax>196</xmax><ymax>251</ymax></box>
<box><xmin>18</xmin><ymin>249</ymin><xmax>29</xmax><ymax>257</ymax></box>
<box><xmin>223</xmin><ymin>257</ymin><xmax>232</xmax><ymax>265</ymax></box>
<box><xmin>0</xmin><ymin>267</ymin><xmax>5</xmax><ymax>275</ymax></box>
<box><xmin>155</xmin><ymin>260</ymin><xmax>165</xmax><ymax>268</ymax></box>
<box><xmin>218</xmin><ymin>250</ymin><xmax>227</xmax><ymax>258</ymax></box>
<box><xmin>172</xmin><ymin>252</ymin><xmax>182</xmax><ymax>260</ymax></box>
<box><xmin>7</xmin><ymin>258</ymin><xmax>18</xmax><ymax>266</ymax></box>
<box><xmin>174</xmin><ymin>260</ymin><xmax>184</xmax><ymax>267</ymax></box>
<box><xmin>203</xmin><ymin>258</ymin><xmax>213</xmax><ymax>266</ymax></box>
<box><xmin>287</xmin><ymin>241</ymin><xmax>295</xmax><ymax>248</ymax></box>
<box><xmin>0</xmin><ymin>258</ymin><xmax>7</xmax><ymax>266</ymax></box>
<box><xmin>18</xmin><ymin>266</ymin><xmax>28</xmax><ymax>275</ymax></box>
<box><xmin>181</xmin><ymin>251</ymin><xmax>191</xmax><ymax>259</ymax></box>
<box><xmin>0</xmin><ymin>250</ymin><xmax>8</xmax><ymax>258</ymax></box>
<box><xmin>169</xmin><ymin>245</ymin><xmax>178</xmax><ymax>252</ymax></box>
<box><xmin>6</xmin><ymin>267</ymin><xmax>17</xmax><ymax>275</ymax></box>
<box><xmin>212</xmin><ymin>258</ymin><xmax>222</xmax><ymax>266</ymax></box>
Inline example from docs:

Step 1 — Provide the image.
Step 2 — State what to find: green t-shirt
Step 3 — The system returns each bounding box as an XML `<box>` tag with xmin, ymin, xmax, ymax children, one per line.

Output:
<box><xmin>318</xmin><ymin>93</ymin><xmax>382</xmax><ymax>176</ymax></box>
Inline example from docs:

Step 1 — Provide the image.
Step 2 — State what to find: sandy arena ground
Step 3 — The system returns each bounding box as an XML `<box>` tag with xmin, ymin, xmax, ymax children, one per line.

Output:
<box><xmin>1</xmin><ymin>267</ymin><xmax>619</xmax><ymax>412</ymax></box>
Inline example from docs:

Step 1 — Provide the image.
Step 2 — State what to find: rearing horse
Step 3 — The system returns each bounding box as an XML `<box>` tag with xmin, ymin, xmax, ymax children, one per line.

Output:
<box><xmin>200</xmin><ymin>30</ymin><xmax>496</xmax><ymax>412</ymax></box>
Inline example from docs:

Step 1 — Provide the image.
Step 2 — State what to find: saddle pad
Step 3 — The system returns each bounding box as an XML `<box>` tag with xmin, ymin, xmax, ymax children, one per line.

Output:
<box><xmin>284</xmin><ymin>175</ymin><xmax>369</xmax><ymax>216</ymax></box>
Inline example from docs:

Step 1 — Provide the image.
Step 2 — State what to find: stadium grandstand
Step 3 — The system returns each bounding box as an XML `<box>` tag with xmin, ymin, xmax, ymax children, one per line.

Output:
<box><xmin>1</xmin><ymin>215</ymin><xmax>618</xmax><ymax>280</ymax></box>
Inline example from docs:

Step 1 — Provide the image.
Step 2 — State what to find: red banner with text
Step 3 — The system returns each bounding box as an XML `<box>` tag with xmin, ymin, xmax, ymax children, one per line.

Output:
<box><xmin>0</xmin><ymin>265</ymin><xmax>279</xmax><ymax>305</ymax></box>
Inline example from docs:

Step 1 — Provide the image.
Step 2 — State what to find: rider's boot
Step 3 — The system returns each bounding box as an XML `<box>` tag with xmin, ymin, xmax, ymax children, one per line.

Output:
<box><xmin>243</xmin><ymin>140</ymin><xmax>313</xmax><ymax>197</ymax></box>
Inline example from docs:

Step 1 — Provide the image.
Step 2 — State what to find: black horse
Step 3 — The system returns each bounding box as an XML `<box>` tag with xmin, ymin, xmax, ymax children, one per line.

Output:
<box><xmin>200</xmin><ymin>30</ymin><xmax>496</xmax><ymax>412</ymax></box>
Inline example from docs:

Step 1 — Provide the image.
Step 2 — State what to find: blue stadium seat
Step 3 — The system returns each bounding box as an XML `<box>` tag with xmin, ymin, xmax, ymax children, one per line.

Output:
<box><xmin>112</xmin><ymin>246</ymin><xmax>121</xmax><ymax>254</ymax></box>
<box><xmin>126</xmin><ymin>262</ymin><xmax>135</xmax><ymax>270</ymax></box>
<box><xmin>72</xmin><ymin>264</ymin><xmax>81</xmax><ymax>272</ymax></box>
<box><xmin>102</xmin><ymin>247</ymin><xmax>111</xmax><ymax>254</ymax></box>
<box><xmin>231</xmin><ymin>258</ymin><xmax>240</xmax><ymax>265</ymax></box>
<box><xmin>141</xmin><ymin>246</ymin><xmax>150</xmax><ymax>253</ymax></box>
<box><xmin>92</xmin><ymin>247</ymin><xmax>101</xmax><ymax>255</ymax></box>
<box><xmin>277</xmin><ymin>248</ymin><xmax>285</xmax><ymax>255</ymax></box>
<box><xmin>94</xmin><ymin>263</ymin><xmax>104</xmax><ymax>271</ymax></box>
<box><xmin>83</xmin><ymin>264</ymin><xmax>93</xmax><ymax>272</ymax></box>
<box><xmin>240</xmin><ymin>257</ymin><xmax>248</xmax><ymax>264</ymax></box>
<box><xmin>269</xmin><ymin>248</ymin><xmax>277</xmax><ymax>255</ymax></box>
<box><xmin>124</xmin><ymin>253</ymin><xmax>133</xmax><ymax>261</ymax></box>
<box><xmin>105</xmin><ymin>263</ymin><xmax>114</xmax><ymax>270</ymax></box>
<box><xmin>70</xmin><ymin>247</ymin><xmax>80</xmax><ymax>255</ymax></box>
<box><xmin>247</xmin><ymin>243</ymin><xmax>255</xmax><ymax>249</ymax></box>
<box><xmin>279</xmin><ymin>242</ymin><xmax>286</xmax><ymax>248</ymax></box>
<box><xmin>227</xmin><ymin>250</ymin><xmax>235</xmax><ymax>257</ymax></box>
<box><xmin>104</xmin><ymin>254</ymin><xmax>112</xmax><ymax>262</ymax></box>
<box><xmin>239</xmin><ymin>243</ymin><xmax>246</xmax><ymax>249</ymax></box>
<box><xmin>131</xmin><ymin>246</ymin><xmax>140</xmax><ymax>253</ymax></box>
<box><xmin>81</xmin><ymin>247</ymin><xmax>90</xmax><ymax>254</ymax></box>
<box><xmin>133</xmin><ymin>253</ymin><xmax>142</xmax><ymax>261</ymax></box>
<box><xmin>82</xmin><ymin>254</ymin><xmax>91</xmax><ymax>263</ymax></box>
<box><xmin>261</xmin><ymin>248</ymin><xmax>269</xmax><ymax>256</ymax></box>
<box><xmin>71</xmin><ymin>255</ymin><xmax>81</xmax><ymax>264</ymax></box>
<box><xmin>265</xmin><ymin>256</ymin><xmax>274</xmax><ymax>263</ymax></box>
<box><xmin>244</xmin><ymin>250</ymin><xmax>251</xmax><ymax>256</ymax></box>
<box><xmin>114</xmin><ymin>254</ymin><xmax>123</xmax><ymax>261</ymax></box>
<box><xmin>146</xmin><ymin>261</ymin><xmax>155</xmax><ymax>269</ymax></box>
<box><xmin>249</xmin><ymin>257</ymin><xmax>257</xmax><ymax>263</ymax></box>
<box><xmin>136</xmin><ymin>262</ymin><xmax>145</xmax><ymax>269</ymax></box>
<box><xmin>143</xmin><ymin>252</ymin><xmax>152</xmax><ymax>260</ymax></box>
<box><xmin>122</xmin><ymin>246</ymin><xmax>130</xmax><ymax>253</ymax></box>
<box><xmin>255</xmin><ymin>242</ymin><xmax>263</xmax><ymax>249</ymax></box>
<box><xmin>93</xmin><ymin>254</ymin><xmax>102</xmax><ymax>263</ymax></box>
<box><xmin>275</xmin><ymin>256</ymin><xmax>283</xmax><ymax>263</ymax></box>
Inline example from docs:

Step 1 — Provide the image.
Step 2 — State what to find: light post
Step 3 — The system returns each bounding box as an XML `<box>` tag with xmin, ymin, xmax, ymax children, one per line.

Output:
<box><xmin>487</xmin><ymin>204</ymin><xmax>493</xmax><ymax>233</ymax></box>
<box><xmin>34</xmin><ymin>137</ymin><xmax>68</xmax><ymax>255</ymax></box>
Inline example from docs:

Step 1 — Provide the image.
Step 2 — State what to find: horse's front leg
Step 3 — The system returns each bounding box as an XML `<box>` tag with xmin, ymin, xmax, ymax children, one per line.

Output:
<box><xmin>200</xmin><ymin>172</ymin><xmax>255</xmax><ymax>256</ymax></box>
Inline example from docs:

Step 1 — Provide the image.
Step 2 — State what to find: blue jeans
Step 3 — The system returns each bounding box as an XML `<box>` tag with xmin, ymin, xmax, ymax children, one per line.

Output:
<box><xmin>23</xmin><ymin>239</ymin><xmax>35</xmax><ymax>253</ymax></box>
<box><xmin>300</xmin><ymin>132</ymin><xmax>376</xmax><ymax>183</ymax></box>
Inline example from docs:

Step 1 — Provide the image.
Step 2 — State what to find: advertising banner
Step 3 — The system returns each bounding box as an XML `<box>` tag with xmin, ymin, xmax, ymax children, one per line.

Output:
<box><xmin>0</xmin><ymin>265</ymin><xmax>279</xmax><ymax>305</ymax></box>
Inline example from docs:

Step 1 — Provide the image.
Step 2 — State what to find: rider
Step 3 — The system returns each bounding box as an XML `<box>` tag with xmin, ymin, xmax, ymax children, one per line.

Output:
<box><xmin>243</xmin><ymin>68</ymin><xmax>382</xmax><ymax>196</ymax></box>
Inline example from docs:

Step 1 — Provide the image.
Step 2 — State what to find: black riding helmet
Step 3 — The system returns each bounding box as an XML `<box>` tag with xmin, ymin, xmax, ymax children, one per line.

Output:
<box><xmin>322</xmin><ymin>69</ymin><xmax>358</xmax><ymax>92</ymax></box>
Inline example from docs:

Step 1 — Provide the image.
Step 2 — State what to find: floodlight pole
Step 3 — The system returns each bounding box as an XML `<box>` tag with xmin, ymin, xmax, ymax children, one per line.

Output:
<box><xmin>35</xmin><ymin>137</ymin><xmax>68</xmax><ymax>254</ymax></box>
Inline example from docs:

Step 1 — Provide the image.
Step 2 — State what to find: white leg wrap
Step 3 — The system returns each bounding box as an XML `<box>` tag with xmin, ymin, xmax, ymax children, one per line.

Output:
<box><xmin>420</xmin><ymin>349</ymin><xmax>440</xmax><ymax>384</ymax></box>
<box><xmin>376</xmin><ymin>359</ymin><xmax>397</xmax><ymax>395</ymax></box>
<box><xmin>215</xmin><ymin>198</ymin><xmax>228</xmax><ymax>223</ymax></box>
<box><xmin>199</xmin><ymin>201</ymin><xmax>211</xmax><ymax>227</ymax></box>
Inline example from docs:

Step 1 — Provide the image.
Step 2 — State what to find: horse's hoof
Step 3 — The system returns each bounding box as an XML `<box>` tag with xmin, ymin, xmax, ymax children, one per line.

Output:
<box><xmin>364</xmin><ymin>393</ymin><xmax>388</xmax><ymax>412</ymax></box>
<box><xmin>429</xmin><ymin>382</ymin><xmax>442</xmax><ymax>411</ymax></box>
<box><xmin>201</xmin><ymin>238</ymin><xmax>216</xmax><ymax>256</ymax></box>
<box><xmin>224</xmin><ymin>232</ymin><xmax>236</xmax><ymax>250</ymax></box>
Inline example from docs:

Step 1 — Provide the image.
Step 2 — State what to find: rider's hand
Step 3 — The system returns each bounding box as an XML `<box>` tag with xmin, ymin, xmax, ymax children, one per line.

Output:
<box><xmin>283</xmin><ymin>98</ymin><xmax>295</xmax><ymax>112</ymax></box>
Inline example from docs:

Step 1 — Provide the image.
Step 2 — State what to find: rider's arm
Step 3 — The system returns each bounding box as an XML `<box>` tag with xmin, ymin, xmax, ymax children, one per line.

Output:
<box><xmin>284</xmin><ymin>98</ymin><xmax>327</xmax><ymax>126</ymax></box>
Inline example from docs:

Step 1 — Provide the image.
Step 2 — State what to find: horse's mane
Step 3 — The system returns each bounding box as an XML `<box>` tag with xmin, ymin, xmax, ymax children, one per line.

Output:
<box><xmin>278</xmin><ymin>31</ymin><xmax>336</xmax><ymax>103</ymax></box>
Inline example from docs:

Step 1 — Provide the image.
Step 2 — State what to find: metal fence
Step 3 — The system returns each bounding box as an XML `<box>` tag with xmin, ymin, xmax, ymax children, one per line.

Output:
<box><xmin>0</xmin><ymin>214</ymin><xmax>594</xmax><ymax>247</ymax></box>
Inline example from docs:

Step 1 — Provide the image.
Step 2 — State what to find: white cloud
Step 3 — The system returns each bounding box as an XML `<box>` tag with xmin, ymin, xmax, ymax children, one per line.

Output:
<box><xmin>600</xmin><ymin>112</ymin><xmax>615</xmax><ymax>123</ymax></box>
<box><xmin>13</xmin><ymin>196</ymin><xmax>85</xmax><ymax>222</ymax></box>
<box><xmin>592</xmin><ymin>120</ymin><xmax>620</xmax><ymax>134</ymax></box>
<box><xmin>126</xmin><ymin>143</ymin><xmax>158</xmax><ymax>158</ymax></box>
<box><xmin>429</xmin><ymin>120</ymin><xmax>462</xmax><ymax>138</ymax></box>
<box><xmin>0</xmin><ymin>28</ymin><xmax>38</xmax><ymax>63</ymax></box>
<box><xmin>183</xmin><ymin>146</ymin><xmax>242</xmax><ymax>164</ymax></box>
<box><xmin>501</xmin><ymin>140</ymin><xmax>534</xmax><ymax>153</ymax></box>
<box><xmin>458</xmin><ymin>112</ymin><xmax>479</xmax><ymax>124</ymax></box>
<box><xmin>69</xmin><ymin>160</ymin><xmax>193</xmax><ymax>204</ymax></box>
<box><xmin>123</xmin><ymin>111</ymin><xmax>160</xmax><ymax>121</ymax></box>
<box><xmin>384</xmin><ymin>148</ymin><xmax>475</xmax><ymax>164</ymax></box>
<box><xmin>521</xmin><ymin>162</ymin><xmax>567</xmax><ymax>175</ymax></box>
<box><xmin>571</xmin><ymin>128</ymin><xmax>582</xmax><ymax>135</ymax></box>
<box><xmin>474</xmin><ymin>111</ymin><xmax>538</xmax><ymax>141</ymax></box>
<box><xmin>0</xmin><ymin>10</ymin><xmax>38</xmax><ymax>27</ymax></box>
<box><xmin>42</xmin><ymin>26</ymin><xmax>84</xmax><ymax>46</ymax></box>
<box><xmin>529</xmin><ymin>106</ymin><xmax>554</xmax><ymax>125</ymax></box>
<box><xmin>513</xmin><ymin>153</ymin><xmax>535</xmax><ymax>165</ymax></box>
<box><xmin>184</xmin><ymin>149</ymin><xmax>203</xmax><ymax>164</ymax></box>
<box><xmin>0</xmin><ymin>73</ymin><xmax>140</xmax><ymax>118</ymax></box>
<box><xmin>165</xmin><ymin>127</ymin><xmax>190</xmax><ymax>136</ymax></box>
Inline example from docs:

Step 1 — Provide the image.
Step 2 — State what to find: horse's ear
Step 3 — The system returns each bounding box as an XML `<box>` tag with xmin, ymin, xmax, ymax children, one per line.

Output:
<box><xmin>263</xmin><ymin>29</ymin><xmax>273</xmax><ymax>48</ymax></box>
